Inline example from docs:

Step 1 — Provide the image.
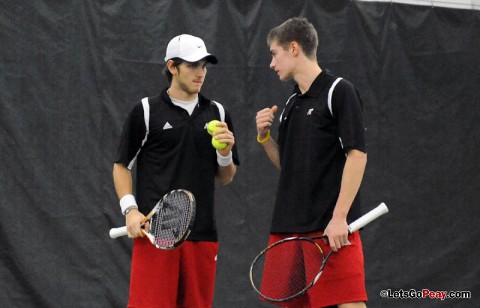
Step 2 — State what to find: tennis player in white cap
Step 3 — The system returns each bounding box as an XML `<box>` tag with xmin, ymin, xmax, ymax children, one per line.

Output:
<box><xmin>113</xmin><ymin>34</ymin><xmax>239</xmax><ymax>307</ymax></box>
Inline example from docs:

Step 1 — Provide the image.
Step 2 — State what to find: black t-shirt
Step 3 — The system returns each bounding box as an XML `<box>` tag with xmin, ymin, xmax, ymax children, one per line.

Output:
<box><xmin>271</xmin><ymin>71</ymin><xmax>366</xmax><ymax>233</ymax></box>
<box><xmin>115</xmin><ymin>88</ymin><xmax>239</xmax><ymax>241</ymax></box>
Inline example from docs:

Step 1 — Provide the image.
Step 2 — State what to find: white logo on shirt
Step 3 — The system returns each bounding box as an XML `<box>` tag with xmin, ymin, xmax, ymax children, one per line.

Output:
<box><xmin>163</xmin><ymin>122</ymin><xmax>173</xmax><ymax>130</ymax></box>
<box><xmin>307</xmin><ymin>108</ymin><xmax>314</xmax><ymax>115</ymax></box>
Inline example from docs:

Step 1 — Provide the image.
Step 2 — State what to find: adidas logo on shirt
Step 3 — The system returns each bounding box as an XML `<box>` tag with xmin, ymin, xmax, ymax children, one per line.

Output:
<box><xmin>163</xmin><ymin>122</ymin><xmax>173</xmax><ymax>130</ymax></box>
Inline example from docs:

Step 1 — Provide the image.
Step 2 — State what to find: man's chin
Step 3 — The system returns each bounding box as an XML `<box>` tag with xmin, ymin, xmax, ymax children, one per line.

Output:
<box><xmin>188</xmin><ymin>87</ymin><xmax>202</xmax><ymax>94</ymax></box>
<box><xmin>277</xmin><ymin>72</ymin><xmax>289</xmax><ymax>81</ymax></box>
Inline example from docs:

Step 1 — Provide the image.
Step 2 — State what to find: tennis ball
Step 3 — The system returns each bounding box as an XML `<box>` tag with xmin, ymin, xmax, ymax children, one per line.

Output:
<box><xmin>212</xmin><ymin>137</ymin><xmax>227</xmax><ymax>150</ymax></box>
<box><xmin>207</xmin><ymin>120</ymin><xmax>220</xmax><ymax>135</ymax></box>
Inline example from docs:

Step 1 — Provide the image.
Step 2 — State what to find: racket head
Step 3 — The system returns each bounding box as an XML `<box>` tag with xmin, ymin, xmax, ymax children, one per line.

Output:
<box><xmin>249</xmin><ymin>236</ymin><xmax>329</xmax><ymax>302</ymax></box>
<box><xmin>144</xmin><ymin>189</ymin><xmax>196</xmax><ymax>250</ymax></box>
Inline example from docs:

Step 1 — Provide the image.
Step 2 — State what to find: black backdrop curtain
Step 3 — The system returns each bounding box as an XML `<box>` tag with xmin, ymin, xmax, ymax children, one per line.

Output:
<box><xmin>1</xmin><ymin>1</ymin><xmax>479</xmax><ymax>307</ymax></box>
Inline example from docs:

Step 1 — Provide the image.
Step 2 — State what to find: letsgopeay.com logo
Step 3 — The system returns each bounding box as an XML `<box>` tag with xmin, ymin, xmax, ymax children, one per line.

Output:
<box><xmin>380</xmin><ymin>289</ymin><xmax>471</xmax><ymax>301</ymax></box>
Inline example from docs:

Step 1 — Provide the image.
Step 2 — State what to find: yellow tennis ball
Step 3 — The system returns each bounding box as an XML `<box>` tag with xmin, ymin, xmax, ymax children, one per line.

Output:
<box><xmin>212</xmin><ymin>137</ymin><xmax>227</xmax><ymax>150</ymax></box>
<box><xmin>207</xmin><ymin>120</ymin><xmax>220</xmax><ymax>135</ymax></box>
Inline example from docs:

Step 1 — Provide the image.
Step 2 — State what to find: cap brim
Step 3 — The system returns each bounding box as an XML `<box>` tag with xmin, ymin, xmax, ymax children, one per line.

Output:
<box><xmin>179</xmin><ymin>52</ymin><xmax>218</xmax><ymax>64</ymax></box>
<box><xmin>204</xmin><ymin>55</ymin><xmax>218</xmax><ymax>64</ymax></box>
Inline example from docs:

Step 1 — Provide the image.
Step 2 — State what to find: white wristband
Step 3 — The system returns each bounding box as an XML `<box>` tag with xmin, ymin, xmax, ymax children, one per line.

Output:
<box><xmin>216</xmin><ymin>150</ymin><xmax>233</xmax><ymax>167</ymax></box>
<box><xmin>120</xmin><ymin>194</ymin><xmax>138</xmax><ymax>215</ymax></box>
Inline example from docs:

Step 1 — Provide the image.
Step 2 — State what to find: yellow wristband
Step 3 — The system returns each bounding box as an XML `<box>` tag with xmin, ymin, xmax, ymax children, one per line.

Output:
<box><xmin>257</xmin><ymin>129</ymin><xmax>271</xmax><ymax>144</ymax></box>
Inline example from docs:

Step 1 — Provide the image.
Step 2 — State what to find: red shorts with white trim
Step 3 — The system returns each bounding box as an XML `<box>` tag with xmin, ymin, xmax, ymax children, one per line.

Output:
<box><xmin>127</xmin><ymin>238</ymin><xmax>219</xmax><ymax>308</ymax></box>
<box><xmin>261</xmin><ymin>231</ymin><xmax>367</xmax><ymax>308</ymax></box>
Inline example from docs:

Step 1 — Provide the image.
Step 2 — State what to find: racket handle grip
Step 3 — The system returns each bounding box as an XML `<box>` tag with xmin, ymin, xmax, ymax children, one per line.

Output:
<box><xmin>349</xmin><ymin>202</ymin><xmax>389</xmax><ymax>233</ymax></box>
<box><xmin>109</xmin><ymin>226</ymin><xmax>128</xmax><ymax>238</ymax></box>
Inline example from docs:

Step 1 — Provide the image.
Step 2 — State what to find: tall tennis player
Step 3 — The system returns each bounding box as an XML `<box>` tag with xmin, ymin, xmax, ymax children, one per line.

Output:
<box><xmin>255</xmin><ymin>17</ymin><xmax>369</xmax><ymax>307</ymax></box>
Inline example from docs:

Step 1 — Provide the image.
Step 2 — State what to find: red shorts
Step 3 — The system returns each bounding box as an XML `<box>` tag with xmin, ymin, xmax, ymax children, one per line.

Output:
<box><xmin>261</xmin><ymin>231</ymin><xmax>367</xmax><ymax>307</ymax></box>
<box><xmin>128</xmin><ymin>238</ymin><xmax>219</xmax><ymax>308</ymax></box>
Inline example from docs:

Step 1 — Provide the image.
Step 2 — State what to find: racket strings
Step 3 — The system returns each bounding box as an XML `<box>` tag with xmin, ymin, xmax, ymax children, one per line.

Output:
<box><xmin>252</xmin><ymin>239</ymin><xmax>325</xmax><ymax>301</ymax></box>
<box><xmin>150</xmin><ymin>191</ymin><xmax>193</xmax><ymax>247</ymax></box>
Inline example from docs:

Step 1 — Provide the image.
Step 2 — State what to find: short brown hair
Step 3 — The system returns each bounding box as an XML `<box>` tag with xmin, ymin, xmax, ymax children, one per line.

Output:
<box><xmin>267</xmin><ymin>17</ymin><xmax>318</xmax><ymax>60</ymax></box>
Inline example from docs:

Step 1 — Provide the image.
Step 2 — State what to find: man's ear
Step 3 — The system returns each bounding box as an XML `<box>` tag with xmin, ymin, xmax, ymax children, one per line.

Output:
<box><xmin>290</xmin><ymin>41</ymin><xmax>300</xmax><ymax>56</ymax></box>
<box><xmin>167</xmin><ymin>60</ymin><xmax>178</xmax><ymax>75</ymax></box>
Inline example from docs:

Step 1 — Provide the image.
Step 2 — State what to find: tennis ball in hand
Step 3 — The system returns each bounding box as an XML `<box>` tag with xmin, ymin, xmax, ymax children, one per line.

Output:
<box><xmin>212</xmin><ymin>137</ymin><xmax>227</xmax><ymax>150</ymax></box>
<box><xmin>207</xmin><ymin>120</ymin><xmax>220</xmax><ymax>135</ymax></box>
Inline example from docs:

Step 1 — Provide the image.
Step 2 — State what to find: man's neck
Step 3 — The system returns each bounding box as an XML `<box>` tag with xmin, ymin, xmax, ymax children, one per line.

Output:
<box><xmin>167</xmin><ymin>86</ymin><xmax>198</xmax><ymax>102</ymax></box>
<box><xmin>293</xmin><ymin>60</ymin><xmax>322</xmax><ymax>94</ymax></box>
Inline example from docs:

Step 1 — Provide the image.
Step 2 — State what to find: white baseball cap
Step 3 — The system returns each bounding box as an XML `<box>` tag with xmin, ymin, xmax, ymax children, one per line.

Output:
<box><xmin>164</xmin><ymin>34</ymin><xmax>218</xmax><ymax>64</ymax></box>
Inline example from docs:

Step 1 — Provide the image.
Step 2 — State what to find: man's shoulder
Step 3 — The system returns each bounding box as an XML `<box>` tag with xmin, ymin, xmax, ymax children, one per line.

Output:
<box><xmin>142</xmin><ymin>93</ymin><xmax>164</xmax><ymax>105</ymax></box>
<box><xmin>198</xmin><ymin>93</ymin><xmax>216</xmax><ymax>106</ymax></box>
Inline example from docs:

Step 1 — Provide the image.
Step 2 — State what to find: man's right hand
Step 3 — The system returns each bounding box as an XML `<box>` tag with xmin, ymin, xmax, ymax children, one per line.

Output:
<box><xmin>256</xmin><ymin>105</ymin><xmax>278</xmax><ymax>139</ymax></box>
<box><xmin>126</xmin><ymin>209</ymin><xmax>148</xmax><ymax>238</ymax></box>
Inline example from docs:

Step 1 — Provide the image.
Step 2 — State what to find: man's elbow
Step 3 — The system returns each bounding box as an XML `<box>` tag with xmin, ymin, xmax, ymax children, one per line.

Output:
<box><xmin>218</xmin><ymin>176</ymin><xmax>233</xmax><ymax>186</ymax></box>
<box><xmin>347</xmin><ymin>149</ymin><xmax>367</xmax><ymax>164</ymax></box>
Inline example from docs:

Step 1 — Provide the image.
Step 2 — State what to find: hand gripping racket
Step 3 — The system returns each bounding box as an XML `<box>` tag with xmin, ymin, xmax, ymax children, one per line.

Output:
<box><xmin>249</xmin><ymin>202</ymin><xmax>388</xmax><ymax>302</ymax></box>
<box><xmin>109</xmin><ymin>189</ymin><xmax>196</xmax><ymax>250</ymax></box>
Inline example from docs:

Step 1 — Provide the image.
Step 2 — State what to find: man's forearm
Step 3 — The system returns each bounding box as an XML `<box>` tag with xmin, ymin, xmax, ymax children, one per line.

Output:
<box><xmin>333</xmin><ymin>150</ymin><xmax>367</xmax><ymax>218</ymax></box>
<box><xmin>216</xmin><ymin>163</ymin><xmax>237</xmax><ymax>186</ymax></box>
<box><xmin>113</xmin><ymin>163</ymin><xmax>134</xmax><ymax>199</ymax></box>
<box><xmin>262</xmin><ymin>138</ymin><xmax>281</xmax><ymax>170</ymax></box>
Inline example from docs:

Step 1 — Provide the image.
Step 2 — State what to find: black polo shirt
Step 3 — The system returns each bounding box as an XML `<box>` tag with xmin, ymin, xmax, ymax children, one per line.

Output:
<box><xmin>115</xmin><ymin>88</ymin><xmax>239</xmax><ymax>241</ymax></box>
<box><xmin>271</xmin><ymin>71</ymin><xmax>366</xmax><ymax>233</ymax></box>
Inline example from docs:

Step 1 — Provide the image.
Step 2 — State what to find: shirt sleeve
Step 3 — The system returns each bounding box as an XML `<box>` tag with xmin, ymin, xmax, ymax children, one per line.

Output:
<box><xmin>114</xmin><ymin>102</ymin><xmax>147</xmax><ymax>168</ymax></box>
<box><xmin>332</xmin><ymin>79</ymin><xmax>367</xmax><ymax>153</ymax></box>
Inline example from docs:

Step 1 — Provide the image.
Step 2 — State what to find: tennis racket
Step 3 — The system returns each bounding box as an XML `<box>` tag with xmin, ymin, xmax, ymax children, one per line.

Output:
<box><xmin>109</xmin><ymin>189</ymin><xmax>196</xmax><ymax>250</ymax></box>
<box><xmin>249</xmin><ymin>202</ymin><xmax>389</xmax><ymax>302</ymax></box>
